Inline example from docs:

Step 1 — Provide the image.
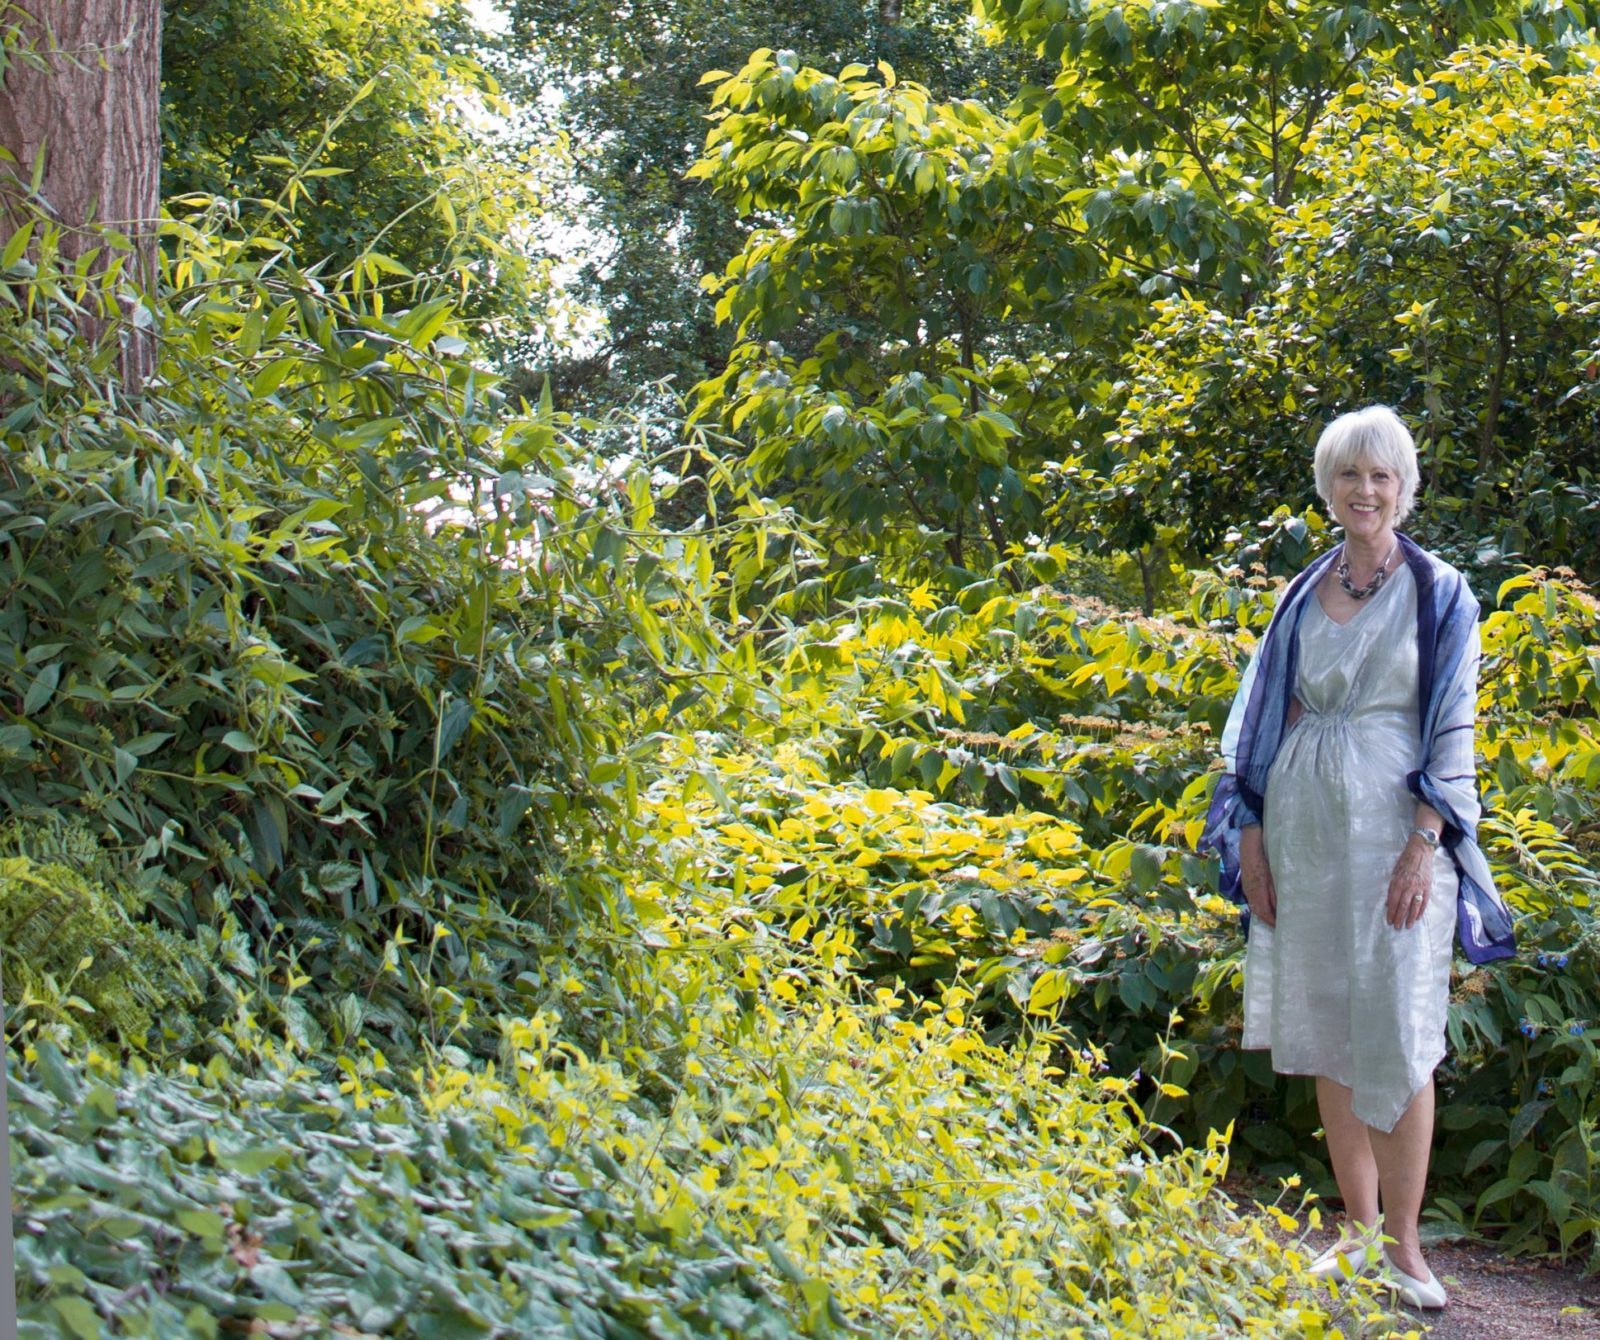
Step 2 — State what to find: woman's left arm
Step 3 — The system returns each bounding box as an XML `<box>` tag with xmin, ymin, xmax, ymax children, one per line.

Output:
<box><xmin>1391</xmin><ymin>610</ymin><xmax>1484</xmax><ymax>930</ymax></box>
<box><xmin>1386</xmin><ymin>801</ymin><xmax>1445</xmax><ymax>931</ymax></box>
<box><xmin>1415</xmin><ymin>617</ymin><xmax>1484</xmax><ymax>843</ymax></box>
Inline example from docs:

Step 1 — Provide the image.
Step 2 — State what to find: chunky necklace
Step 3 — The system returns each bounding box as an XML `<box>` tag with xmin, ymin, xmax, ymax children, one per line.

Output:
<box><xmin>1337</xmin><ymin>541</ymin><xmax>1397</xmax><ymax>600</ymax></box>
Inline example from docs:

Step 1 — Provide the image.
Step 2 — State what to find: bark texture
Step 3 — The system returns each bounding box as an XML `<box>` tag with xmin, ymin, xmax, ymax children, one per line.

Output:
<box><xmin>0</xmin><ymin>0</ymin><xmax>163</xmax><ymax>385</ymax></box>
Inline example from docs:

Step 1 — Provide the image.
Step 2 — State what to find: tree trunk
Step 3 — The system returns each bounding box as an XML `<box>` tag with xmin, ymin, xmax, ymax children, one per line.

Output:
<box><xmin>1472</xmin><ymin>270</ymin><xmax>1511</xmax><ymax>523</ymax></box>
<box><xmin>981</xmin><ymin>493</ymin><xmax>1023</xmax><ymax>592</ymax></box>
<box><xmin>0</xmin><ymin>0</ymin><xmax>163</xmax><ymax>387</ymax></box>
<box><xmin>1136</xmin><ymin>545</ymin><xmax>1156</xmax><ymax>618</ymax></box>
<box><xmin>0</xmin><ymin>958</ymin><xmax>13</xmax><ymax>1333</ymax></box>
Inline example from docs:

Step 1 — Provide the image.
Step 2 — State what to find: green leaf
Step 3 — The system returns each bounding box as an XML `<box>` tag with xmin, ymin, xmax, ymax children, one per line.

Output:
<box><xmin>252</xmin><ymin>357</ymin><xmax>298</xmax><ymax>398</ymax></box>
<box><xmin>1240</xmin><ymin>1123</ymin><xmax>1295</xmax><ymax>1158</ymax></box>
<box><xmin>53</xmin><ymin>1297</ymin><xmax>102</xmax><ymax>1340</ymax></box>
<box><xmin>1</xmin><ymin>218</ymin><xmax>33</xmax><ymax>269</ymax></box>
<box><xmin>1473</xmin><ymin>1176</ymin><xmax>1524</xmax><ymax>1214</ymax></box>
<box><xmin>436</xmin><ymin>697</ymin><xmax>474</xmax><ymax>759</ymax></box>
<box><xmin>765</xmin><ymin>1237</ymin><xmax>811</xmax><ymax>1287</ymax></box>
<box><xmin>318</xmin><ymin>862</ymin><xmax>361</xmax><ymax>896</ymax></box>
<box><xmin>254</xmin><ymin>1302</ymin><xmax>300</xmax><ymax>1323</ymax></box>
<box><xmin>1129</xmin><ymin>844</ymin><xmax>1164</xmax><ymax>893</ymax></box>
<box><xmin>496</xmin><ymin>784</ymin><xmax>535</xmax><ymax>837</ymax></box>
<box><xmin>1508</xmin><ymin>1099</ymin><xmax>1551</xmax><ymax>1149</ymax></box>
<box><xmin>398</xmin><ymin>616</ymin><xmax>446</xmax><ymax>644</ymax></box>
<box><xmin>0</xmin><ymin>723</ymin><xmax>35</xmax><ymax>757</ymax></box>
<box><xmin>23</xmin><ymin>661</ymin><xmax>60</xmax><ymax>714</ymax></box>
<box><xmin>177</xmin><ymin>1208</ymin><xmax>228</xmax><ymax>1238</ymax></box>
<box><xmin>1525</xmin><ymin>1178</ymin><xmax>1572</xmax><ymax>1225</ymax></box>
<box><xmin>216</xmin><ymin>1145</ymin><xmax>289</xmax><ymax>1175</ymax></box>
<box><xmin>33</xmin><ymin>1040</ymin><xmax>82</xmax><ymax>1105</ymax></box>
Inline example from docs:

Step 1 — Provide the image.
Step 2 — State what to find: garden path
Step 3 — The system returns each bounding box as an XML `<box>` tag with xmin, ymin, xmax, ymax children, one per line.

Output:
<box><xmin>1296</xmin><ymin>1228</ymin><xmax>1600</xmax><ymax>1338</ymax></box>
<box><xmin>1394</xmin><ymin>1240</ymin><xmax>1597</xmax><ymax>1339</ymax></box>
<box><xmin>1237</xmin><ymin>1178</ymin><xmax>1599</xmax><ymax>1337</ymax></box>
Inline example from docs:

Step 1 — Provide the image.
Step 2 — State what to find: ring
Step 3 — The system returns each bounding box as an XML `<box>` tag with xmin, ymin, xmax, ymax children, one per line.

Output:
<box><xmin>1411</xmin><ymin>895</ymin><xmax>1424</xmax><ymax>903</ymax></box>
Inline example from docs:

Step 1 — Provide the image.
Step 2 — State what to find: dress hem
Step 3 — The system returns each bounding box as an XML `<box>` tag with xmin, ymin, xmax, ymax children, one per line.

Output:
<box><xmin>1244</xmin><ymin>1053</ymin><xmax>1445</xmax><ymax>1135</ymax></box>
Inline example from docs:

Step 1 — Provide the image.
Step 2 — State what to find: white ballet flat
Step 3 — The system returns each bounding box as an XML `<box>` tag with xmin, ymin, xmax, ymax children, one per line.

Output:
<box><xmin>1308</xmin><ymin>1239</ymin><xmax>1378</xmax><ymax>1280</ymax></box>
<box><xmin>1381</xmin><ymin>1254</ymin><xmax>1447</xmax><ymax>1309</ymax></box>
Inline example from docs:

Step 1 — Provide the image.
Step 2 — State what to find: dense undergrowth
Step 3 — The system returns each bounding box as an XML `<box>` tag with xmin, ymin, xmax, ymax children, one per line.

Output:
<box><xmin>4</xmin><ymin>185</ymin><xmax>1600</xmax><ymax>1339</ymax></box>
<box><xmin>736</xmin><ymin>559</ymin><xmax>1600</xmax><ymax>1258</ymax></box>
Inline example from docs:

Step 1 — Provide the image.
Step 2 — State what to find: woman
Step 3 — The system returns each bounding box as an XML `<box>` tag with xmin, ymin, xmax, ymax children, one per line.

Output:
<box><xmin>1202</xmin><ymin>405</ymin><xmax>1515</xmax><ymax>1311</ymax></box>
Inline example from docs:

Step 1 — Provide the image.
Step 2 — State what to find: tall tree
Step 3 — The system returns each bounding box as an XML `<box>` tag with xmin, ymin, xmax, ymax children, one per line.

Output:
<box><xmin>0</xmin><ymin>0</ymin><xmax>163</xmax><ymax>385</ymax></box>
<box><xmin>161</xmin><ymin>0</ymin><xmax>538</xmax><ymax>299</ymax></box>
<box><xmin>688</xmin><ymin>0</ymin><xmax>1600</xmax><ymax>596</ymax></box>
<box><xmin>502</xmin><ymin>0</ymin><xmax>1038</xmax><ymax>410</ymax></box>
<box><xmin>688</xmin><ymin>55</ymin><xmax>1078</xmax><ymax>583</ymax></box>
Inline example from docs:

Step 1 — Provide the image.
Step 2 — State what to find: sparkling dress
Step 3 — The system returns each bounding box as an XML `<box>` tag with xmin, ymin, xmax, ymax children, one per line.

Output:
<box><xmin>1241</xmin><ymin>561</ymin><xmax>1457</xmax><ymax>1132</ymax></box>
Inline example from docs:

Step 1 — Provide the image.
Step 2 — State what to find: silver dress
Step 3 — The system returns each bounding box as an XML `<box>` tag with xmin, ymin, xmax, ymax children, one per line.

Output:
<box><xmin>1241</xmin><ymin>562</ymin><xmax>1457</xmax><ymax>1132</ymax></box>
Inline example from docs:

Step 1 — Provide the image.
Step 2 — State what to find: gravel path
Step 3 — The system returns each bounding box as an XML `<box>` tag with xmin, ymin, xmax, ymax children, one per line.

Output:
<box><xmin>1226</xmin><ymin>1176</ymin><xmax>1600</xmax><ymax>1338</ymax></box>
<box><xmin>1384</xmin><ymin>1241</ymin><xmax>1599</xmax><ymax>1339</ymax></box>
<box><xmin>1295</xmin><ymin>1229</ymin><xmax>1600</xmax><ymax>1338</ymax></box>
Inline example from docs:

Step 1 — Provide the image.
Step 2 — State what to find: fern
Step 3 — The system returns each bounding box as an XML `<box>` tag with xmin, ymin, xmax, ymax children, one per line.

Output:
<box><xmin>0</xmin><ymin>816</ymin><xmax>206</xmax><ymax>1050</ymax></box>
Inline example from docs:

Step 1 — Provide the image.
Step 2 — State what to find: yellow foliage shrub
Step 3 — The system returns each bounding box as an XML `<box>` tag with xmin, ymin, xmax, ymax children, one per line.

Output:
<box><xmin>421</xmin><ymin>744</ymin><xmax>1400</xmax><ymax>1338</ymax></box>
<box><xmin>427</xmin><ymin>978</ymin><xmax>1393</xmax><ymax>1335</ymax></box>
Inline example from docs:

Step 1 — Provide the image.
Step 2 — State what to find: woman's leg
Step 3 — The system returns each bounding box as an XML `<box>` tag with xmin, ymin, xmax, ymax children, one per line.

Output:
<box><xmin>1316</xmin><ymin>1076</ymin><xmax>1380</xmax><ymax>1241</ymax></box>
<box><xmin>1367</xmin><ymin>1079</ymin><xmax>1435</xmax><ymax>1279</ymax></box>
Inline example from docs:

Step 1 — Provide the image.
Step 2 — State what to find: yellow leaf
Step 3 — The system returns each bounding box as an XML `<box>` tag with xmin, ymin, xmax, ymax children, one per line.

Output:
<box><xmin>1027</xmin><ymin>970</ymin><xmax>1066</xmax><ymax>1014</ymax></box>
<box><xmin>863</xmin><ymin>788</ymin><xmax>898</xmax><ymax>815</ymax></box>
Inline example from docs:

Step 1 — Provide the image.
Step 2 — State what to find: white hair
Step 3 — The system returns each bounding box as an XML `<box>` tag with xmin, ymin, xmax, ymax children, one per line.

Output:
<box><xmin>1312</xmin><ymin>405</ymin><xmax>1420</xmax><ymax>524</ymax></box>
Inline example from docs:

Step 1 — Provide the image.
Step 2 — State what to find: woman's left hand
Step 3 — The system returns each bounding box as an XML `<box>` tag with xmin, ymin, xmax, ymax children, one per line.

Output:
<box><xmin>1386</xmin><ymin>835</ymin><xmax>1435</xmax><ymax>930</ymax></box>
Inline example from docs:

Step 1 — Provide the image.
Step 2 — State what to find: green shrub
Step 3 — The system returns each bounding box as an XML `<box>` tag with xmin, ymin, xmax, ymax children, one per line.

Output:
<box><xmin>0</xmin><ymin>817</ymin><xmax>206</xmax><ymax>1050</ymax></box>
<box><xmin>9</xmin><ymin>992</ymin><xmax>1384</xmax><ymax>1338</ymax></box>
<box><xmin>738</xmin><ymin>562</ymin><xmax>1600</xmax><ymax>1257</ymax></box>
<box><xmin>0</xmin><ymin>196</ymin><xmax>784</xmax><ymax>1062</ymax></box>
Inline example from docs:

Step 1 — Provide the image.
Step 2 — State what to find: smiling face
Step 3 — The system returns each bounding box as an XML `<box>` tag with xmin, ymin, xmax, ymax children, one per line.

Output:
<box><xmin>1330</xmin><ymin>456</ymin><xmax>1401</xmax><ymax>544</ymax></box>
<box><xmin>1312</xmin><ymin>407</ymin><xmax>1420</xmax><ymax>536</ymax></box>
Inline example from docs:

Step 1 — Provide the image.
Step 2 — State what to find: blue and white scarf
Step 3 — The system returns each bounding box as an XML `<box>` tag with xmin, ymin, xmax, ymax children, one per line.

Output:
<box><xmin>1201</xmin><ymin>533</ymin><xmax>1516</xmax><ymax>964</ymax></box>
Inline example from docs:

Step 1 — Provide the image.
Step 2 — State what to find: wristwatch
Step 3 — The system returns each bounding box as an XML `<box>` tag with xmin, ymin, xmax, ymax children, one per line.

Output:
<box><xmin>1409</xmin><ymin>825</ymin><xmax>1441</xmax><ymax>849</ymax></box>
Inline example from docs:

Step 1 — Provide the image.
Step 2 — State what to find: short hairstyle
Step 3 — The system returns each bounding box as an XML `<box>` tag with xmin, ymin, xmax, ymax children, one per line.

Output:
<box><xmin>1312</xmin><ymin>405</ymin><xmax>1420</xmax><ymax>524</ymax></box>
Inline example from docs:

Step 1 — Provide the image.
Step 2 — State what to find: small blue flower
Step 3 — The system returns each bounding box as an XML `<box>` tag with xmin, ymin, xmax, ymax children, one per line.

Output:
<box><xmin>1555</xmin><ymin>954</ymin><xmax>1570</xmax><ymax>969</ymax></box>
<box><xmin>1537</xmin><ymin>952</ymin><xmax>1549</xmax><ymax>967</ymax></box>
<box><xmin>1571</xmin><ymin>1023</ymin><xmax>1587</xmax><ymax>1036</ymax></box>
<box><xmin>1520</xmin><ymin>1020</ymin><xmax>1538</xmax><ymax>1037</ymax></box>
<box><xmin>1536</xmin><ymin>1079</ymin><xmax>1552</xmax><ymax>1096</ymax></box>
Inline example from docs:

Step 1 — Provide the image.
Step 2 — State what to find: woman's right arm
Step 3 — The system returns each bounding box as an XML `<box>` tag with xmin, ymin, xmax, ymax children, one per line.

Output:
<box><xmin>1239</xmin><ymin>823</ymin><xmax>1277</xmax><ymax>928</ymax></box>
